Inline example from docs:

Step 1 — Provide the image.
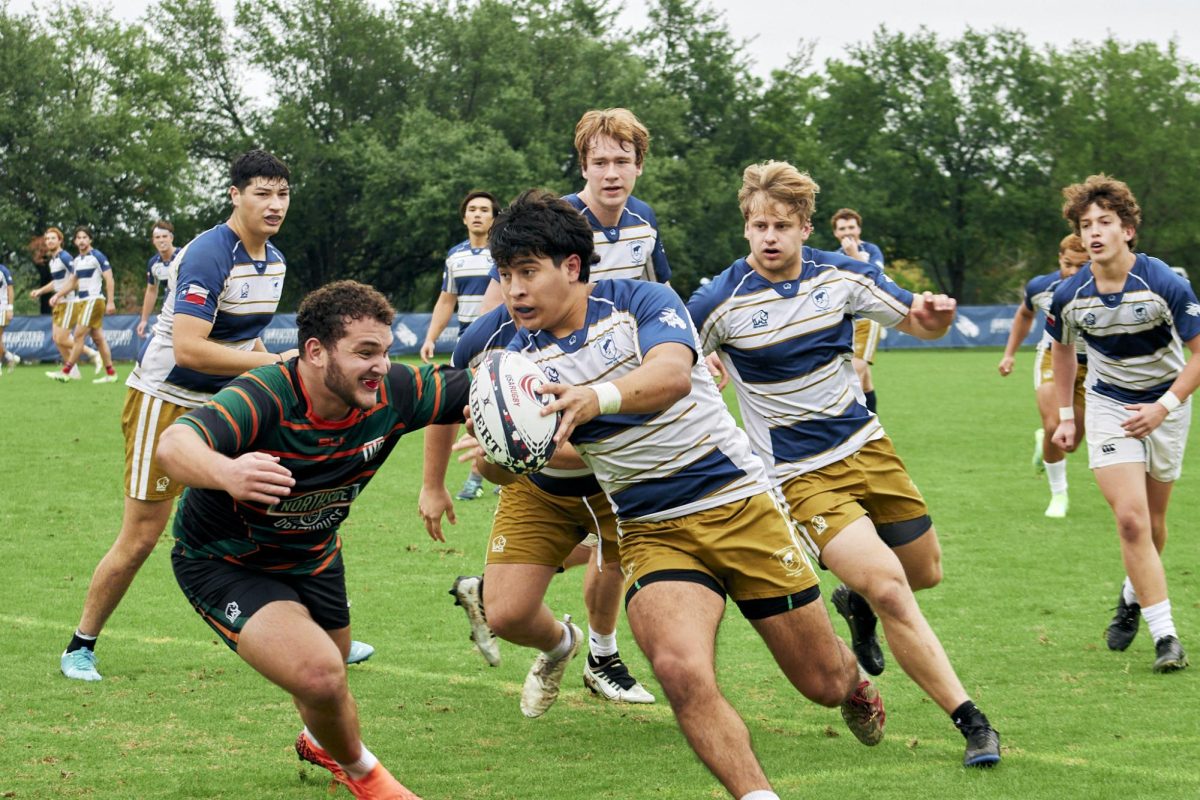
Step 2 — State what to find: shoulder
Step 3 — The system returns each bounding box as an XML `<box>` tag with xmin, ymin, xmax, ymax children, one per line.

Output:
<box><xmin>177</xmin><ymin>226</ymin><xmax>235</xmax><ymax>273</ymax></box>
<box><xmin>446</xmin><ymin>240</ymin><xmax>471</xmax><ymax>258</ymax></box>
<box><xmin>146</xmin><ymin>254</ymin><xmax>159</xmax><ymax>268</ymax></box>
<box><xmin>265</xmin><ymin>240</ymin><xmax>286</xmax><ymax>263</ymax></box>
<box><xmin>624</xmin><ymin>195</ymin><xmax>658</xmax><ymax>224</ymax></box>
<box><xmin>1051</xmin><ymin>266</ymin><xmax>1091</xmax><ymax>303</ymax></box>
<box><xmin>1026</xmin><ymin>271</ymin><xmax>1060</xmax><ymax>295</ymax></box>
<box><xmin>687</xmin><ymin>260</ymin><xmax>751</xmax><ymax>324</ymax></box>
<box><xmin>93</xmin><ymin>249</ymin><xmax>111</xmax><ymax>266</ymax></box>
<box><xmin>804</xmin><ymin>246</ymin><xmax>869</xmax><ymax>275</ymax></box>
<box><xmin>562</xmin><ymin>193</ymin><xmax>585</xmax><ymax>212</ymax></box>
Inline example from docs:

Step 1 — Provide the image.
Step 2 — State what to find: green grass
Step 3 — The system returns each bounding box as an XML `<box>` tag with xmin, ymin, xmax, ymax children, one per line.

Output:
<box><xmin>1</xmin><ymin>349</ymin><xmax>1197</xmax><ymax>799</ymax></box>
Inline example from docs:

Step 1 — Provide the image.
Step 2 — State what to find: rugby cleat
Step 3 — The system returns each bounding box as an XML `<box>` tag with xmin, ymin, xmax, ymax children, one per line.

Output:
<box><xmin>1152</xmin><ymin>636</ymin><xmax>1189</xmax><ymax>673</ymax></box>
<box><xmin>93</xmin><ymin>355</ymin><xmax>104</xmax><ymax>376</ymax></box>
<box><xmin>45</xmin><ymin>369</ymin><xmax>71</xmax><ymax>382</ymax></box>
<box><xmin>456</xmin><ymin>477</ymin><xmax>484</xmax><ymax>500</ymax></box>
<box><xmin>832</xmin><ymin>584</ymin><xmax>885</xmax><ymax>676</ymax></box>
<box><xmin>1105</xmin><ymin>593</ymin><xmax>1140</xmax><ymax>651</ymax></box>
<box><xmin>960</xmin><ymin>722</ymin><xmax>1002</xmax><ymax>767</ymax></box>
<box><xmin>295</xmin><ymin>730</ymin><xmax>348</xmax><ymax>782</ymax></box>
<box><xmin>346</xmin><ymin>640</ymin><xmax>375</xmax><ymax>665</ymax></box>
<box><xmin>345</xmin><ymin>762</ymin><xmax>422</xmax><ymax>800</ymax></box>
<box><xmin>449</xmin><ymin>575</ymin><xmax>500</xmax><ymax>666</ymax></box>
<box><xmin>60</xmin><ymin>648</ymin><xmax>102</xmax><ymax>681</ymax></box>
<box><xmin>1044</xmin><ymin>492</ymin><xmax>1069</xmax><ymax>518</ymax></box>
<box><xmin>520</xmin><ymin>616</ymin><xmax>581</xmax><ymax>718</ymax></box>
<box><xmin>839</xmin><ymin>676</ymin><xmax>885</xmax><ymax>746</ymax></box>
<box><xmin>4</xmin><ymin>352</ymin><xmax>19</xmax><ymax>372</ymax></box>
<box><xmin>583</xmin><ymin>653</ymin><xmax>656</xmax><ymax>704</ymax></box>
<box><xmin>93</xmin><ymin>372</ymin><xmax>118</xmax><ymax>384</ymax></box>
<box><xmin>69</xmin><ymin>364</ymin><xmax>82</xmax><ymax>379</ymax></box>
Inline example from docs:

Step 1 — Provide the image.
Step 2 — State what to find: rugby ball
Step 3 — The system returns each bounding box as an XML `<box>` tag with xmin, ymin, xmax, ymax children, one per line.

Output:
<box><xmin>469</xmin><ymin>351</ymin><xmax>560</xmax><ymax>474</ymax></box>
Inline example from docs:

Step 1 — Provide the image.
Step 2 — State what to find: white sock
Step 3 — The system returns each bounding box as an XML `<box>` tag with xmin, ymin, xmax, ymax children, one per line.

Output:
<box><xmin>1142</xmin><ymin>599</ymin><xmax>1177</xmax><ymax>642</ymax></box>
<box><xmin>1121</xmin><ymin>576</ymin><xmax>1138</xmax><ymax>606</ymax></box>
<box><xmin>545</xmin><ymin>622</ymin><xmax>573</xmax><ymax>660</ymax></box>
<box><xmin>74</xmin><ymin>630</ymin><xmax>97</xmax><ymax>642</ymax></box>
<box><xmin>740</xmin><ymin>791</ymin><xmax>780</xmax><ymax>800</ymax></box>
<box><xmin>337</xmin><ymin>743</ymin><xmax>379</xmax><ymax>780</ymax></box>
<box><xmin>302</xmin><ymin>726</ymin><xmax>323</xmax><ymax>750</ymax></box>
<box><xmin>589</xmin><ymin>626</ymin><xmax>618</xmax><ymax>659</ymax></box>
<box><xmin>1044</xmin><ymin>459</ymin><xmax>1068</xmax><ymax>495</ymax></box>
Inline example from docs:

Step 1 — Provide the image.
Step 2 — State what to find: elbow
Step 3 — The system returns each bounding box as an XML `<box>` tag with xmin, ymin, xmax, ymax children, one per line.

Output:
<box><xmin>174</xmin><ymin>339</ymin><xmax>203</xmax><ymax>370</ymax></box>
<box><xmin>156</xmin><ymin>427</ymin><xmax>183</xmax><ymax>477</ymax></box>
<box><xmin>667</xmin><ymin>371</ymin><xmax>693</xmax><ymax>403</ymax></box>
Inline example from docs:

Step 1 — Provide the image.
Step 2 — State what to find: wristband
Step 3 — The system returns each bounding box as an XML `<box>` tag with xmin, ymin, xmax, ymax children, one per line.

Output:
<box><xmin>591</xmin><ymin>382</ymin><xmax>622</xmax><ymax>415</ymax></box>
<box><xmin>276</xmin><ymin>352</ymin><xmax>285</xmax><ymax>363</ymax></box>
<box><xmin>1159</xmin><ymin>390</ymin><xmax>1182</xmax><ymax>412</ymax></box>
<box><xmin>1058</xmin><ymin>406</ymin><xmax>1075</xmax><ymax>422</ymax></box>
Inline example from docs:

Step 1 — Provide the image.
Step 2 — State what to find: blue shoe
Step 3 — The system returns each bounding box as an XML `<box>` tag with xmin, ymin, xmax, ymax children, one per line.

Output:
<box><xmin>456</xmin><ymin>477</ymin><xmax>484</xmax><ymax>501</ymax></box>
<box><xmin>346</xmin><ymin>640</ymin><xmax>375</xmax><ymax>665</ymax></box>
<box><xmin>61</xmin><ymin>648</ymin><xmax>102</xmax><ymax>681</ymax></box>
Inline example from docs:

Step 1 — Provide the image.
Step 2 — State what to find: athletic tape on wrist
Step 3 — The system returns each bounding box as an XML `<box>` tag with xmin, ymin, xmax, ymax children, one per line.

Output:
<box><xmin>591</xmin><ymin>382</ymin><xmax>622</xmax><ymax>415</ymax></box>
<box><xmin>1159</xmin><ymin>390</ymin><xmax>1182</xmax><ymax>412</ymax></box>
<box><xmin>1058</xmin><ymin>406</ymin><xmax>1075</xmax><ymax>422</ymax></box>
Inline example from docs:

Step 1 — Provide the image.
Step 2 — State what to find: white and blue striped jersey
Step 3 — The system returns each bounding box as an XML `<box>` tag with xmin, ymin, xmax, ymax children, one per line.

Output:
<box><xmin>73</xmin><ymin>249</ymin><xmax>111</xmax><ymax>300</ymax></box>
<box><xmin>443</xmin><ymin>241</ymin><xmax>494</xmax><ymax>331</ymax></box>
<box><xmin>564</xmin><ymin>194</ymin><xmax>671</xmax><ymax>283</ymax></box>
<box><xmin>509</xmin><ymin>280</ymin><xmax>768</xmax><ymax>522</ymax></box>
<box><xmin>0</xmin><ymin>264</ymin><xmax>12</xmax><ymax>316</ymax></box>
<box><xmin>47</xmin><ymin>251</ymin><xmax>75</xmax><ymax>298</ymax></box>
<box><xmin>1024</xmin><ymin>270</ymin><xmax>1086</xmax><ymax>359</ymax></box>
<box><xmin>128</xmin><ymin>224</ymin><xmax>285</xmax><ymax>408</ymax></box>
<box><xmin>453</xmin><ymin>305</ymin><xmax>603</xmax><ymax>498</ymax></box>
<box><xmin>1047</xmin><ymin>254</ymin><xmax>1200</xmax><ymax>405</ymax></box>
<box><xmin>837</xmin><ymin>239</ymin><xmax>884</xmax><ymax>270</ymax></box>
<box><xmin>147</xmin><ymin>250</ymin><xmax>177</xmax><ymax>291</ymax></box>
<box><xmin>688</xmin><ymin>249</ymin><xmax>913</xmax><ymax>483</ymax></box>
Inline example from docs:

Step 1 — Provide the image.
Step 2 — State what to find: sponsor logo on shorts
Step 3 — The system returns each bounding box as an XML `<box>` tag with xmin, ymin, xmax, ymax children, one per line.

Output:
<box><xmin>225</xmin><ymin>601</ymin><xmax>241</xmax><ymax>623</ymax></box>
<box><xmin>772</xmin><ymin>545</ymin><xmax>809</xmax><ymax>577</ymax></box>
<box><xmin>491</xmin><ymin>535</ymin><xmax>507</xmax><ymax>553</ymax></box>
<box><xmin>811</xmin><ymin>515</ymin><xmax>828</xmax><ymax>535</ymax></box>
<box><xmin>156</xmin><ymin>476</ymin><xmax>170</xmax><ymax>492</ymax></box>
<box><xmin>1102</xmin><ymin>443</ymin><xmax>1117</xmax><ymax>454</ymax></box>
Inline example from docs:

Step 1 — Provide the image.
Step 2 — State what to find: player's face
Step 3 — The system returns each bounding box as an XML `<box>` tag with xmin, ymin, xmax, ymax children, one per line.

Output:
<box><xmin>498</xmin><ymin>253</ymin><xmax>582</xmax><ymax>336</ymax></box>
<box><xmin>1058</xmin><ymin>247</ymin><xmax>1087</xmax><ymax>278</ymax></box>
<box><xmin>230</xmin><ymin>177</ymin><xmax>290</xmax><ymax>239</ymax></box>
<box><xmin>744</xmin><ymin>201</ymin><xmax>810</xmax><ymax>281</ymax></box>
<box><xmin>581</xmin><ymin>135</ymin><xmax>642</xmax><ymax>216</ymax></box>
<box><xmin>152</xmin><ymin>227</ymin><xmax>174</xmax><ymax>254</ymax></box>
<box><xmin>463</xmin><ymin>200</ymin><xmax>494</xmax><ymax>237</ymax></box>
<box><xmin>322</xmin><ymin>317</ymin><xmax>394</xmax><ymax>413</ymax></box>
<box><xmin>1077</xmin><ymin>203</ymin><xmax>1133</xmax><ymax>265</ymax></box>
<box><xmin>833</xmin><ymin>216</ymin><xmax>861</xmax><ymax>242</ymax></box>
<box><xmin>74</xmin><ymin>230</ymin><xmax>92</xmax><ymax>252</ymax></box>
<box><xmin>44</xmin><ymin>231</ymin><xmax>61</xmax><ymax>251</ymax></box>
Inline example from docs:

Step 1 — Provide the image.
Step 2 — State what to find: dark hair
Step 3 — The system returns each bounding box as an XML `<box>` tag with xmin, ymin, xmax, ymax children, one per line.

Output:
<box><xmin>459</xmin><ymin>190</ymin><xmax>501</xmax><ymax>219</ymax></box>
<box><xmin>230</xmin><ymin>149</ymin><xmax>291</xmax><ymax>191</ymax></box>
<box><xmin>830</xmin><ymin>208</ymin><xmax>862</xmax><ymax>229</ymax></box>
<box><xmin>296</xmin><ymin>280</ymin><xmax>395</xmax><ymax>352</ymax></box>
<box><xmin>1062</xmin><ymin>174</ymin><xmax>1141</xmax><ymax>250</ymax></box>
<box><xmin>489</xmin><ymin>189</ymin><xmax>596</xmax><ymax>282</ymax></box>
<box><xmin>73</xmin><ymin>225</ymin><xmax>94</xmax><ymax>240</ymax></box>
<box><xmin>152</xmin><ymin>220</ymin><xmax>174</xmax><ymax>234</ymax></box>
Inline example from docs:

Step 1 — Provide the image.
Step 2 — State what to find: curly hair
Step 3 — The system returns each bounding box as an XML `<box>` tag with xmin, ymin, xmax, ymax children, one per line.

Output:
<box><xmin>739</xmin><ymin>161</ymin><xmax>821</xmax><ymax>224</ymax></box>
<box><xmin>1061</xmin><ymin>174</ymin><xmax>1141</xmax><ymax>250</ymax></box>
<box><xmin>297</xmin><ymin>280</ymin><xmax>394</xmax><ymax>352</ymax></box>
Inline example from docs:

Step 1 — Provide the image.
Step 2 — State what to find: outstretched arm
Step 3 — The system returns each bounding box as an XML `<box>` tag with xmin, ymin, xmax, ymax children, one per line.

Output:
<box><xmin>998</xmin><ymin>305</ymin><xmax>1036</xmax><ymax>376</ymax></box>
<box><xmin>895</xmin><ymin>291</ymin><xmax>956</xmax><ymax>340</ymax></box>
<box><xmin>157</xmin><ymin>424</ymin><xmax>295</xmax><ymax>504</ymax></box>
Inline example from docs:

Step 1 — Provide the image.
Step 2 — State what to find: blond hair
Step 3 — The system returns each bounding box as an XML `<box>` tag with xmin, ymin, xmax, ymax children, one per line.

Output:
<box><xmin>574</xmin><ymin>108</ymin><xmax>650</xmax><ymax>166</ymax></box>
<box><xmin>738</xmin><ymin>161</ymin><xmax>820</xmax><ymax>224</ymax></box>
<box><xmin>1058</xmin><ymin>233</ymin><xmax>1085</xmax><ymax>255</ymax></box>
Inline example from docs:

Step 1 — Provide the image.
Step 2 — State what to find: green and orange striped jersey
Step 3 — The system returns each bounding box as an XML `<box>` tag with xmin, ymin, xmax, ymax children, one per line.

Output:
<box><xmin>171</xmin><ymin>358</ymin><xmax>469</xmax><ymax>574</ymax></box>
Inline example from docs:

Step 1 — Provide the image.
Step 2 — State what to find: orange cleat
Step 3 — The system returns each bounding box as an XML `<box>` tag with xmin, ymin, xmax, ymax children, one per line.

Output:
<box><xmin>344</xmin><ymin>763</ymin><xmax>423</xmax><ymax>800</ymax></box>
<box><xmin>294</xmin><ymin>730</ymin><xmax>348</xmax><ymax>782</ymax></box>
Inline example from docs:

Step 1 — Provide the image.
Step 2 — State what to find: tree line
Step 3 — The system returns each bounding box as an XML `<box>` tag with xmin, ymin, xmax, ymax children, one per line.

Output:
<box><xmin>3</xmin><ymin>0</ymin><xmax>1198</xmax><ymax>312</ymax></box>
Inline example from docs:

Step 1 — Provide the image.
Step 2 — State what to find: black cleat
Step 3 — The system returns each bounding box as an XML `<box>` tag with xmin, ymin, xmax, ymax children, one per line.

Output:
<box><xmin>1152</xmin><ymin>636</ymin><xmax>1189</xmax><ymax>673</ymax></box>
<box><xmin>1105</xmin><ymin>593</ymin><xmax>1140</xmax><ymax>651</ymax></box>
<box><xmin>961</xmin><ymin>723</ymin><xmax>1001</xmax><ymax>767</ymax></box>
<box><xmin>832</xmin><ymin>584</ymin><xmax>884</xmax><ymax>676</ymax></box>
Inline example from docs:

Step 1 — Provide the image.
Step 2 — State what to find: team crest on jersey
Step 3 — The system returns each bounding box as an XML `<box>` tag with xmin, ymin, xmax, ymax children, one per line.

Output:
<box><xmin>812</xmin><ymin>288</ymin><xmax>831</xmax><ymax>310</ymax></box>
<box><xmin>455</xmin><ymin>259</ymin><xmax>466</xmax><ymax>271</ymax></box>
<box><xmin>1083</xmin><ymin>312</ymin><xmax>1097</xmax><ymax>327</ymax></box>
<box><xmin>752</xmin><ymin>310</ymin><xmax>769</xmax><ymax>329</ymax></box>
<box><xmin>225</xmin><ymin>602</ymin><xmax>241</xmax><ymax>623</ymax></box>
<box><xmin>811</xmin><ymin>515</ymin><xmax>828</xmax><ymax>535</ymax></box>
<box><xmin>658</xmin><ymin>307</ymin><xmax>687</xmax><ymax>330</ymax></box>
<box><xmin>596</xmin><ymin>334</ymin><xmax>619</xmax><ymax>364</ymax></box>
<box><xmin>772</xmin><ymin>545</ymin><xmax>809</xmax><ymax>577</ymax></box>
<box><xmin>155</xmin><ymin>476</ymin><xmax>171</xmax><ymax>492</ymax></box>
<box><xmin>1133</xmin><ymin>304</ymin><xmax>1149</xmax><ymax>322</ymax></box>
<box><xmin>361</xmin><ymin>436</ymin><xmax>386</xmax><ymax>462</ymax></box>
<box><xmin>1187</xmin><ymin>303</ymin><xmax>1200</xmax><ymax>317</ymax></box>
<box><xmin>239</xmin><ymin>282</ymin><xmax>250</xmax><ymax>299</ymax></box>
<box><xmin>543</xmin><ymin>366</ymin><xmax>560</xmax><ymax>383</ymax></box>
<box><xmin>491</xmin><ymin>535</ymin><xmax>507</xmax><ymax>553</ymax></box>
<box><xmin>630</xmin><ymin>241</ymin><xmax>646</xmax><ymax>265</ymax></box>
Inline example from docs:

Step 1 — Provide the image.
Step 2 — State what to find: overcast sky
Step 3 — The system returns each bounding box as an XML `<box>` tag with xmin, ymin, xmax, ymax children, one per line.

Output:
<box><xmin>12</xmin><ymin>0</ymin><xmax>1200</xmax><ymax>78</ymax></box>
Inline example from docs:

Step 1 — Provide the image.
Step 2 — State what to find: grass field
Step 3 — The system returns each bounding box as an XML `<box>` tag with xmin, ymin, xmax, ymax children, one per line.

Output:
<box><xmin>1</xmin><ymin>348</ymin><xmax>1197</xmax><ymax>800</ymax></box>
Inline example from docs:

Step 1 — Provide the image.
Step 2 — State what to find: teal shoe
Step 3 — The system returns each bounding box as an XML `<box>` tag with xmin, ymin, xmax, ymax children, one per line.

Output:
<box><xmin>346</xmin><ymin>640</ymin><xmax>375</xmax><ymax>665</ymax></box>
<box><xmin>61</xmin><ymin>648</ymin><xmax>102</xmax><ymax>681</ymax></box>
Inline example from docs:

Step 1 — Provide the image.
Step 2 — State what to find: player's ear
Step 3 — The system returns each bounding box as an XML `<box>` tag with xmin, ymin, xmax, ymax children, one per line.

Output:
<box><xmin>564</xmin><ymin>254</ymin><xmax>582</xmax><ymax>283</ymax></box>
<box><xmin>302</xmin><ymin>336</ymin><xmax>324</xmax><ymax>364</ymax></box>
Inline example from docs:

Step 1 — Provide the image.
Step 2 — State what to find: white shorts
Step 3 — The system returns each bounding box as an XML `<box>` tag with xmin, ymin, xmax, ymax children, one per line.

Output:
<box><xmin>1085</xmin><ymin>392</ymin><xmax>1191</xmax><ymax>482</ymax></box>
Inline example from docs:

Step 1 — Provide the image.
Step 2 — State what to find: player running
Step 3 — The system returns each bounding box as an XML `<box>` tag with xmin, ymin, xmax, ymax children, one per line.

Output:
<box><xmin>158</xmin><ymin>280</ymin><xmax>468</xmax><ymax>799</ymax></box>
<box><xmin>45</xmin><ymin>226</ymin><xmax>118</xmax><ymax>383</ymax></box>
<box><xmin>1049</xmin><ymin>174</ymin><xmax>1196</xmax><ymax>673</ymax></box>
<box><xmin>998</xmin><ymin>234</ymin><xmax>1089</xmax><ymax>517</ymax></box>
<box><xmin>689</xmin><ymin>161</ymin><xmax>1001</xmax><ymax>768</ymax></box>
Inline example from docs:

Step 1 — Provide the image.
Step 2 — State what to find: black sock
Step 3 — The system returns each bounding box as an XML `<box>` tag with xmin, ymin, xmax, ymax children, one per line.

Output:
<box><xmin>865</xmin><ymin>390</ymin><xmax>877</xmax><ymax>413</ymax></box>
<box><xmin>951</xmin><ymin>700</ymin><xmax>987</xmax><ymax>732</ymax></box>
<box><xmin>67</xmin><ymin>631</ymin><xmax>97</xmax><ymax>653</ymax></box>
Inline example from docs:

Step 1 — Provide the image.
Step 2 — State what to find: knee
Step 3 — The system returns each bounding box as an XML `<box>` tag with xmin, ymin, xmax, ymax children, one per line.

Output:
<box><xmin>292</xmin><ymin>660</ymin><xmax>349</xmax><ymax>708</ymax></box>
<box><xmin>649</xmin><ymin>652</ymin><xmax>716</xmax><ymax>706</ymax></box>
<box><xmin>861</xmin><ymin>574</ymin><xmax>914</xmax><ymax>621</ymax></box>
<box><xmin>1114</xmin><ymin>511</ymin><xmax>1149</xmax><ymax>543</ymax></box>
<box><xmin>804</xmin><ymin>658</ymin><xmax>857</xmax><ymax>708</ymax></box>
<box><xmin>485</xmin><ymin>599</ymin><xmax>537</xmax><ymax>642</ymax></box>
<box><xmin>907</xmin><ymin>553</ymin><xmax>942</xmax><ymax>591</ymax></box>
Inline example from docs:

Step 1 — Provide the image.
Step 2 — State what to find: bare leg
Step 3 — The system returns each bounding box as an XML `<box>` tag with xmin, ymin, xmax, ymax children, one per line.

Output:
<box><xmin>1093</xmin><ymin>463</ymin><xmax>1167</xmax><ymax>606</ymax></box>
<box><xmin>582</xmin><ymin>557</ymin><xmax>622</xmax><ymax>635</ymax></box>
<box><xmin>627</xmin><ymin>581</ymin><xmax>772</xmax><ymax>798</ymax></box>
<box><xmin>481</xmin><ymin>563</ymin><xmax>561</xmax><ymax>651</ymax></box>
<box><xmin>892</xmin><ymin>525</ymin><xmax>943</xmax><ymax>591</ymax></box>
<box><xmin>76</xmin><ymin>496</ymin><xmax>174</xmax><ymax>636</ymax></box>
<box><xmin>750</xmin><ymin>599</ymin><xmax>859</xmax><ymax>707</ymax></box>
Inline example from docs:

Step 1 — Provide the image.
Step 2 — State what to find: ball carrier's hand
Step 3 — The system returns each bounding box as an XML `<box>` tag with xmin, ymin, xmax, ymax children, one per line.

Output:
<box><xmin>538</xmin><ymin>382</ymin><xmax>601</xmax><ymax>445</ymax></box>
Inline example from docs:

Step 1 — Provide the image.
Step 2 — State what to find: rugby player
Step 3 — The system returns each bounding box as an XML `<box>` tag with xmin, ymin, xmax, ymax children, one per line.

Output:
<box><xmin>689</xmin><ymin>161</ymin><xmax>1001</xmax><ymax>768</ymax></box>
<box><xmin>998</xmin><ymin>234</ymin><xmax>1090</xmax><ymax>517</ymax></box>
<box><xmin>46</xmin><ymin>226</ymin><xmax>118</xmax><ymax>383</ymax></box>
<box><xmin>1049</xmin><ymin>174</ymin><xmax>1197</xmax><ymax>672</ymax></box>
<box><xmin>0</xmin><ymin>261</ymin><xmax>18</xmax><ymax>373</ymax></box>
<box><xmin>158</xmin><ymin>280</ymin><xmax>468</xmax><ymax>799</ymax></box>
<box><xmin>474</xmin><ymin>189</ymin><xmax>885</xmax><ymax>799</ymax></box>
<box><xmin>29</xmin><ymin>226</ymin><xmax>97</xmax><ymax>375</ymax></box>
<box><xmin>139</xmin><ymin>220</ymin><xmax>179</xmax><ymax>338</ymax></box>
<box><xmin>832</xmin><ymin>208</ymin><xmax>884</xmax><ymax>413</ymax></box>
